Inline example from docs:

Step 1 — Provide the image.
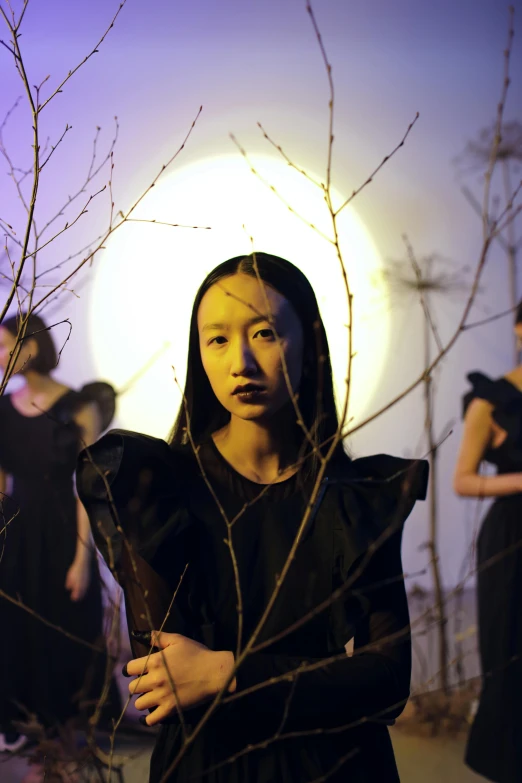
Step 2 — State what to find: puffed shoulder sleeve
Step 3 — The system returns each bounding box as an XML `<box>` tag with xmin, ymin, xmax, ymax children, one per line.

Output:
<box><xmin>462</xmin><ymin>371</ymin><xmax>503</xmax><ymax>417</ymax></box>
<box><xmin>350</xmin><ymin>453</ymin><xmax>428</xmax><ymax>499</ymax></box>
<box><xmin>335</xmin><ymin>453</ymin><xmax>429</xmax><ymax>547</ymax></box>
<box><xmin>76</xmin><ymin>429</ymin><xmax>196</xmax><ymax>587</ymax></box>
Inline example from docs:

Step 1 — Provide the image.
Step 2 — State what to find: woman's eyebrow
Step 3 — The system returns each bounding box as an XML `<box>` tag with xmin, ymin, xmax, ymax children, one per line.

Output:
<box><xmin>201</xmin><ymin>315</ymin><xmax>271</xmax><ymax>333</ymax></box>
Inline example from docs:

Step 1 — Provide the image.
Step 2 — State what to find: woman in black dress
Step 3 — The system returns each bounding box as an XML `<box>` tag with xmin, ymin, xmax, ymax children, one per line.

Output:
<box><xmin>0</xmin><ymin>314</ymin><xmax>121</xmax><ymax>778</ymax></box>
<box><xmin>77</xmin><ymin>252</ymin><xmax>428</xmax><ymax>782</ymax></box>
<box><xmin>454</xmin><ymin>304</ymin><xmax>522</xmax><ymax>783</ymax></box>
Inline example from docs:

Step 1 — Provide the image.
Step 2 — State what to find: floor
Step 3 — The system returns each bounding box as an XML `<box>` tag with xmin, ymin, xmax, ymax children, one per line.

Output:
<box><xmin>391</xmin><ymin>728</ymin><xmax>483</xmax><ymax>782</ymax></box>
<box><xmin>1</xmin><ymin>725</ymin><xmax>485</xmax><ymax>782</ymax></box>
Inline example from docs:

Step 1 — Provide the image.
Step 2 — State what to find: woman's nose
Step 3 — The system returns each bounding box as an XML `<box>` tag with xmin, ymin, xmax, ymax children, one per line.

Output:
<box><xmin>230</xmin><ymin>340</ymin><xmax>257</xmax><ymax>377</ymax></box>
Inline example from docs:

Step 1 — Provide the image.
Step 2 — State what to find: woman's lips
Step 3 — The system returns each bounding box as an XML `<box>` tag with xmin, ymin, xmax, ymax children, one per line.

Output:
<box><xmin>236</xmin><ymin>389</ymin><xmax>267</xmax><ymax>402</ymax></box>
<box><xmin>232</xmin><ymin>384</ymin><xmax>267</xmax><ymax>402</ymax></box>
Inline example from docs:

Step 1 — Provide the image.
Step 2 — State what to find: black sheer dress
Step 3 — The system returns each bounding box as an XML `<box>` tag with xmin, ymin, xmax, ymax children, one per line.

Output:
<box><xmin>77</xmin><ymin>429</ymin><xmax>428</xmax><ymax>782</ymax></box>
<box><xmin>0</xmin><ymin>388</ymin><xmax>121</xmax><ymax>732</ymax></box>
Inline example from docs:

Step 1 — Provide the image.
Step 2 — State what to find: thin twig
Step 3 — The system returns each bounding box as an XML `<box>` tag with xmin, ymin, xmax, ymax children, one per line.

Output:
<box><xmin>335</xmin><ymin>113</ymin><xmax>419</xmax><ymax>216</ymax></box>
<box><xmin>230</xmin><ymin>134</ymin><xmax>334</xmax><ymax>245</ymax></box>
<box><xmin>32</xmin><ymin>106</ymin><xmax>204</xmax><ymax>312</ymax></box>
<box><xmin>37</xmin><ymin>2</ymin><xmax>129</xmax><ymax>113</ymax></box>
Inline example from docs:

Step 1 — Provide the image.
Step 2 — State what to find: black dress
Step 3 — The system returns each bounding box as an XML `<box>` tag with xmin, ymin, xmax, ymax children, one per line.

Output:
<box><xmin>463</xmin><ymin>373</ymin><xmax>522</xmax><ymax>783</ymax></box>
<box><xmin>77</xmin><ymin>429</ymin><xmax>428</xmax><ymax>783</ymax></box>
<box><xmin>0</xmin><ymin>389</ymin><xmax>121</xmax><ymax>732</ymax></box>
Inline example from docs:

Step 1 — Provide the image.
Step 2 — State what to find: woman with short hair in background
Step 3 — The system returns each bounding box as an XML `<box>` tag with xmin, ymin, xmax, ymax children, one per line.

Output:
<box><xmin>0</xmin><ymin>313</ymin><xmax>121</xmax><ymax>782</ymax></box>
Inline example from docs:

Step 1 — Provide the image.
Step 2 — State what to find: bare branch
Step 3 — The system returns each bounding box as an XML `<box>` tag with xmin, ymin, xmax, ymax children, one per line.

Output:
<box><xmin>35</xmin><ymin>233</ymin><xmax>106</xmax><ymax>281</ymax></box>
<box><xmin>32</xmin><ymin>105</ymin><xmax>204</xmax><ymax>312</ymax></box>
<box><xmin>306</xmin><ymin>2</ymin><xmax>335</xmax><ymax>190</ymax></box>
<box><xmin>335</xmin><ymin>113</ymin><xmax>419</xmax><ymax>216</ymax></box>
<box><xmin>37</xmin><ymin>117</ymin><xmax>120</xmax><ymax>240</ymax></box>
<box><xmin>403</xmin><ymin>238</ymin><xmax>444</xmax><ymax>354</ymax></box>
<box><xmin>230</xmin><ymin>133</ymin><xmax>334</xmax><ymax>245</ymax></box>
<box><xmin>0</xmin><ymin>588</ymin><xmax>107</xmax><ymax>653</ymax></box>
<box><xmin>257</xmin><ymin>122</ymin><xmax>322</xmax><ymax>188</ymax></box>
<box><xmin>462</xmin><ymin>304</ymin><xmax>517</xmax><ymax>331</ymax></box>
<box><xmin>0</xmin><ymin>7</ymin><xmax>41</xmax><ymax>325</ymax></box>
<box><xmin>125</xmin><ymin>218</ymin><xmax>211</xmax><ymax>230</ymax></box>
<box><xmin>37</xmin><ymin>2</ymin><xmax>129</xmax><ymax>113</ymax></box>
<box><xmin>39</xmin><ymin>123</ymin><xmax>72</xmax><ymax>172</ymax></box>
<box><xmin>481</xmin><ymin>5</ymin><xmax>514</xmax><ymax>237</ymax></box>
<box><xmin>22</xmin><ymin>185</ymin><xmax>107</xmax><ymax>261</ymax></box>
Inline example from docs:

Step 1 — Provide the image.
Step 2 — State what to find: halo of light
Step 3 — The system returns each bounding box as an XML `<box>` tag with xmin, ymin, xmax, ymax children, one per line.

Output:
<box><xmin>89</xmin><ymin>154</ymin><xmax>388</xmax><ymax>437</ymax></box>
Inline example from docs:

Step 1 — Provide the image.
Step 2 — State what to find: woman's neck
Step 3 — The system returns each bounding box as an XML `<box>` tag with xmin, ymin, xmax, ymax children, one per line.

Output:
<box><xmin>13</xmin><ymin>372</ymin><xmax>67</xmax><ymax>412</ymax></box>
<box><xmin>21</xmin><ymin>371</ymin><xmax>56</xmax><ymax>394</ymax></box>
<box><xmin>213</xmin><ymin>412</ymin><xmax>299</xmax><ymax>484</ymax></box>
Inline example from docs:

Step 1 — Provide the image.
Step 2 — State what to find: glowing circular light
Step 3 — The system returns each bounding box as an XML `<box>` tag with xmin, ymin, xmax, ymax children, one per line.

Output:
<box><xmin>89</xmin><ymin>154</ymin><xmax>388</xmax><ymax>438</ymax></box>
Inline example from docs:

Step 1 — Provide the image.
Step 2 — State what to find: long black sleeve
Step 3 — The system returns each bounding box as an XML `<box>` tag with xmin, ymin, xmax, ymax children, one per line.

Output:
<box><xmin>229</xmin><ymin>533</ymin><xmax>411</xmax><ymax>728</ymax></box>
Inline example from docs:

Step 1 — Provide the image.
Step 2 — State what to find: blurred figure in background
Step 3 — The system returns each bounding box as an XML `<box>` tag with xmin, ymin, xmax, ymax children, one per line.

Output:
<box><xmin>454</xmin><ymin>303</ymin><xmax>522</xmax><ymax>783</ymax></box>
<box><xmin>0</xmin><ymin>313</ymin><xmax>121</xmax><ymax>782</ymax></box>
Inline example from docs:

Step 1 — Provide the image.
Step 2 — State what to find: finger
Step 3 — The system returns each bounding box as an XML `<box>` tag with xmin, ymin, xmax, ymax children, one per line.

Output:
<box><xmin>143</xmin><ymin>702</ymin><xmax>176</xmax><ymax>727</ymax></box>
<box><xmin>122</xmin><ymin>659</ymin><xmax>149</xmax><ymax>678</ymax></box>
<box><xmin>125</xmin><ymin>654</ymin><xmax>157</xmax><ymax>678</ymax></box>
<box><xmin>128</xmin><ymin>673</ymin><xmax>153</xmax><ymax>695</ymax></box>
<box><xmin>134</xmin><ymin>691</ymin><xmax>161</xmax><ymax>711</ymax></box>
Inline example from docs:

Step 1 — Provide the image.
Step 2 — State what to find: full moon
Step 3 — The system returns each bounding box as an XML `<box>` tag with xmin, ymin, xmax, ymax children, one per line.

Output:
<box><xmin>89</xmin><ymin>154</ymin><xmax>388</xmax><ymax>437</ymax></box>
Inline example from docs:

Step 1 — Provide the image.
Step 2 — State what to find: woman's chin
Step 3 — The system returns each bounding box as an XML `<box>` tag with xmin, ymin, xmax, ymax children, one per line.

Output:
<box><xmin>229</xmin><ymin>399</ymin><xmax>293</xmax><ymax>424</ymax></box>
<box><xmin>232</xmin><ymin>406</ymin><xmax>271</xmax><ymax>421</ymax></box>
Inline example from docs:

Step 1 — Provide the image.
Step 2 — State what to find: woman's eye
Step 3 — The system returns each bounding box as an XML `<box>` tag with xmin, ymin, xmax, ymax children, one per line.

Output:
<box><xmin>255</xmin><ymin>329</ymin><xmax>275</xmax><ymax>340</ymax></box>
<box><xmin>209</xmin><ymin>335</ymin><xmax>228</xmax><ymax>346</ymax></box>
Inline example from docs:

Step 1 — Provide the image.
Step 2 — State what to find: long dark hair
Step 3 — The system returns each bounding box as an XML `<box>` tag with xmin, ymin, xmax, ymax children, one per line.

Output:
<box><xmin>169</xmin><ymin>252</ymin><xmax>348</xmax><ymax>474</ymax></box>
<box><xmin>2</xmin><ymin>312</ymin><xmax>57</xmax><ymax>374</ymax></box>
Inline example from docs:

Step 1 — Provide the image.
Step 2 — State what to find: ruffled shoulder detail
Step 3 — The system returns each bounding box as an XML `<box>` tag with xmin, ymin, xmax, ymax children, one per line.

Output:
<box><xmin>462</xmin><ymin>371</ymin><xmax>520</xmax><ymax>417</ymax></box>
<box><xmin>54</xmin><ymin>382</ymin><xmax>116</xmax><ymax>431</ymax></box>
<box><xmin>322</xmin><ymin>454</ymin><xmax>429</xmax><ymax>578</ymax></box>
<box><xmin>76</xmin><ymin>429</ymin><xmax>197</xmax><ymax>585</ymax></box>
<box><xmin>328</xmin><ymin>454</ymin><xmax>428</xmax><ymax>525</ymax></box>
<box><xmin>322</xmin><ymin>454</ymin><xmax>428</xmax><ymax>654</ymax></box>
<box><xmin>78</xmin><ymin>382</ymin><xmax>116</xmax><ymax>431</ymax></box>
<box><xmin>347</xmin><ymin>453</ymin><xmax>428</xmax><ymax>500</ymax></box>
<box><xmin>462</xmin><ymin>373</ymin><xmax>522</xmax><ymax>463</ymax></box>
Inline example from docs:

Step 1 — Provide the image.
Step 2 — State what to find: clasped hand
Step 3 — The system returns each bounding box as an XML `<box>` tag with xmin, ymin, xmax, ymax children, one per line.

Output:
<box><xmin>123</xmin><ymin>631</ymin><xmax>236</xmax><ymax>726</ymax></box>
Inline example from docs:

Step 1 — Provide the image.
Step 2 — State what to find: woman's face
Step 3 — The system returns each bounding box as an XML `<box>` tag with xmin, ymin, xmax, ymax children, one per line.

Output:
<box><xmin>0</xmin><ymin>327</ymin><xmax>37</xmax><ymax>375</ymax></box>
<box><xmin>198</xmin><ymin>273</ymin><xmax>304</xmax><ymax>422</ymax></box>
